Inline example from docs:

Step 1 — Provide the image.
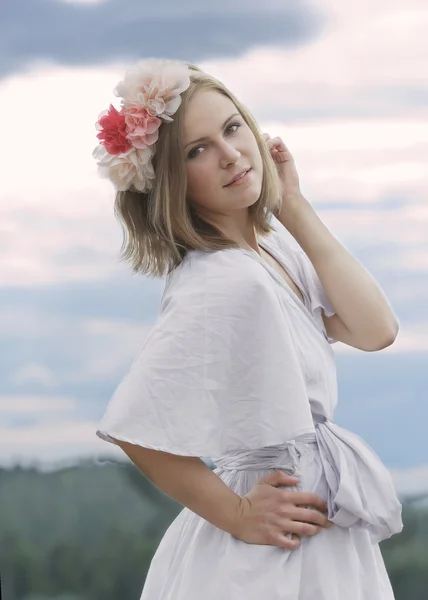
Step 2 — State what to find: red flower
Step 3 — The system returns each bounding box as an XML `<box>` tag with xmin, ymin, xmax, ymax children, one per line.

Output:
<box><xmin>96</xmin><ymin>105</ymin><xmax>131</xmax><ymax>155</ymax></box>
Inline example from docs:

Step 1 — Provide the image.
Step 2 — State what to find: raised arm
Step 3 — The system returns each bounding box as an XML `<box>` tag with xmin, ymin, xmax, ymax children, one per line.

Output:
<box><xmin>277</xmin><ymin>196</ymin><xmax>399</xmax><ymax>351</ymax></box>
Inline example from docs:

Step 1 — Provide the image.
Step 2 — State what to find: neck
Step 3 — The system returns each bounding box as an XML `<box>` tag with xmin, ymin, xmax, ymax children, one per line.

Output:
<box><xmin>216</xmin><ymin>209</ymin><xmax>260</xmax><ymax>252</ymax></box>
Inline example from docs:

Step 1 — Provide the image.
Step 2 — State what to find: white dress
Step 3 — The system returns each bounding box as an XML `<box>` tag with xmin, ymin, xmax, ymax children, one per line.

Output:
<box><xmin>96</xmin><ymin>216</ymin><xmax>403</xmax><ymax>600</ymax></box>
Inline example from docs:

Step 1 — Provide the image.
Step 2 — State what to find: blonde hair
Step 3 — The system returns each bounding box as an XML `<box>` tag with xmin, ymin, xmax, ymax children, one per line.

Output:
<box><xmin>114</xmin><ymin>63</ymin><xmax>283</xmax><ymax>278</ymax></box>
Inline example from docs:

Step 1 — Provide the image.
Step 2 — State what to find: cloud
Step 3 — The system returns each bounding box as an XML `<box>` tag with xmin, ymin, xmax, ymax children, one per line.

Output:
<box><xmin>0</xmin><ymin>420</ymin><xmax>120</xmax><ymax>470</ymax></box>
<box><xmin>0</xmin><ymin>394</ymin><xmax>77</xmax><ymax>431</ymax></box>
<box><xmin>390</xmin><ymin>464</ymin><xmax>428</xmax><ymax>499</ymax></box>
<box><xmin>259</xmin><ymin>119</ymin><xmax>428</xmax><ymax>210</ymax></box>
<box><xmin>10</xmin><ymin>363</ymin><xmax>57</xmax><ymax>388</ymax></box>
<box><xmin>321</xmin><ymin>0</ymin><xmax>428</xmax><ymax>86</ymax></box>
<box><xmin>0</xmin><ymin>394</ymin><xmax>76</xmax><ymax>415</ymax></box>
<box><xmin>0</xmin><ymin>0</ymin><xmax>325</xmax><ymax>79</ymax></box>
<box><xmin>0</xmin><ymin>274</ymin><xmax>164</xmax><ymax>405</ymax></box>
<box><xmin>0</xmin><ymin>309</ymin><xmax>155</xmax><ymax>389</ymax></box>
<box><xmin>60</xmin><ymin>0</ymin><xmax>105</xmax><ymax>5</ymax></box>
<box><xmin>200</xmin><ymin>1</ymin><xmax>428</xmax><ymax>120</ymax></box>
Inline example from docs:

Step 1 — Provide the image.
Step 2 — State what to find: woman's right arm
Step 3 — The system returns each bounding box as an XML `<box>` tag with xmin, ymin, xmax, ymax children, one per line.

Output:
<box><xmin>113</xmin><ymin>439</ymin><xmax>332</xmax><ymax>549</ymax></box>
<box><xmin>114</xmin><ymin>439</ymin><xmax>243</xmax><ymax>536</ymax></box>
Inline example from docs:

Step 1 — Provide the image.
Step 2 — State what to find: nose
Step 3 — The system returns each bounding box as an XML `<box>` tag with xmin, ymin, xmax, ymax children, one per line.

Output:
<box><xmin>219</xmin><ymin>140</ymin><xmax>241</xmax><ymax>168</ymax></box>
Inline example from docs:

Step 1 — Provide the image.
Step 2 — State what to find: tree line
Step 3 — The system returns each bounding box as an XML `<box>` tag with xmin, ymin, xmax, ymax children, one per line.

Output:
<box><xmin>0</xmin><ymin>460</ymin><xmax>427</xmax><ymax>599</ymax></box>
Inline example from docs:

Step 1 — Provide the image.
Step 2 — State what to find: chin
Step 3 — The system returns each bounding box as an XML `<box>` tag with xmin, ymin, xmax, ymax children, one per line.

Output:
<box><xmin>246</xmin><ymin>182</ymin><xmax>263</xmax><ymax>206</ymax></box>
<box><xmin>233</xmin><ymin>195</ymin><xmax>260</xmax><ymax>214</ymax></box>
<box><xmin>247</xmin><ymin>194</ymin><xmax>261</xmax><ymax>208</ymax></box>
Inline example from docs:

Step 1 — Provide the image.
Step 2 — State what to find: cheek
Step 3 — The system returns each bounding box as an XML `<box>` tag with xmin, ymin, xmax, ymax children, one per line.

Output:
<box><xmin>251</xmin><ymin>137</ymin><xmax>263</xmax><ymax>165</ymax></box>
<box><xmin>186</xmin><ymin>165</ymin><xmax>200</xmax><ymax>196</ymax></box>
<box><xmin>186</xmin><ymin>162</ymin><xmax>215</xmax><ymax>196</ymax></box>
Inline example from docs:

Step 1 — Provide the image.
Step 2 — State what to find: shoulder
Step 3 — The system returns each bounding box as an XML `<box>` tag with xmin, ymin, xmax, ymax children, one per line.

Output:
<box><xmin>168</xmin><ymin>247</ymin><xmax>271</xmax><ymax>291</ymax></box>
<box><xmin>161</xmin><ymin>247</ymin><xmax>276</xmax><ymax>314</ymax></box>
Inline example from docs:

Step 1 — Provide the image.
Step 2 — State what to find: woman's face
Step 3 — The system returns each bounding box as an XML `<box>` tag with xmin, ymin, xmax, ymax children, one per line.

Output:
<box><xmin>182</xmin><ymin>89</ymin><xmax>263</xmax><ymax>225</ymax></box>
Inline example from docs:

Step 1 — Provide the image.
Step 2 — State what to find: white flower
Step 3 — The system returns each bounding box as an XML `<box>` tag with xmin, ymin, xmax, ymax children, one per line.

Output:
<box><xmin>92</xmin><ymin>144</ymin><xmax>155</xmax><ymax>192</ymax></box>
<box><xmin>114</xmin><ymin>59</ymin><xmax>191</xmax><ymax>122</ymax></box>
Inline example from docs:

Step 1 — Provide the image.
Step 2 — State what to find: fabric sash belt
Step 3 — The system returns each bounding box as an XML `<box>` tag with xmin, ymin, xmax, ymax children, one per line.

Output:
<box><xmin>213</xmin><ymin>417</ymin><xmax>403</xmax><ymax>543</ymax></box>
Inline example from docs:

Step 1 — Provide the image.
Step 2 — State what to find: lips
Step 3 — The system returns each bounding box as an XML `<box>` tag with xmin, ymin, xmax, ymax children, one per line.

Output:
<box><xmin>224</xmin><ymin>168</ymin><xmax>251</xmax><ymax>187</ymax></box>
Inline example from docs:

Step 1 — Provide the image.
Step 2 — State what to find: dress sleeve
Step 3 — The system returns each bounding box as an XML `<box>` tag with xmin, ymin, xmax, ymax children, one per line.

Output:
<box><xmin>293</xmin><ymin>249</ymin><xmax>338</xmax><ymax>344</ymax></box>
<box><xmin>294</xmin><ymin>248</ymin><xmax>336</xmax><ymax>318</ymax></box>
<box><xmin>96</xmin><ymin>250</ymin><xmax>315</xmax><ymax>458</ymax></box>
<box><xmin>269</xmin><ymin>215</ymin><xmax>337</xmax><ymax>344</ymax></box>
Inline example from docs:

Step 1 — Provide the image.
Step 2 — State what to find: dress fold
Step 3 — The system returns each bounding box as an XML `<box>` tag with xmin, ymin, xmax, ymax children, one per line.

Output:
<box><xmin>315</xmin><ymin>419</ymin><xmax>403</xmax><ymax>543</ymax></box>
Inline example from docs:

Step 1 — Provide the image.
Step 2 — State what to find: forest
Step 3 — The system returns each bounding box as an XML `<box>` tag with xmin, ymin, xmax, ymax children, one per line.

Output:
<box><xmin>1</xmin><ymin>459</ymin><xmax>427</xmax><ymax>599</ymax></box>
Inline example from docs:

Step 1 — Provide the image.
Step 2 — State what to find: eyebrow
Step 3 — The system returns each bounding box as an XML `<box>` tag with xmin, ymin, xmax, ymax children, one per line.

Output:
<box><xmin>184</xmin><ymin>113</ymin><xmax>241</xmax><ymax>150</ymax></box>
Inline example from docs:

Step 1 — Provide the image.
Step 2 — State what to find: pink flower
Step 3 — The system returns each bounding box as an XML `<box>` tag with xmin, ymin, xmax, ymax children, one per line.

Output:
<box><xmin>96</xmin><ymin>105</ymin><xmax>131</xmax><ymax>155</ymax></box>
<box><xmin>123</xmin><ymin>107</ymin><xmax>162</xmax><ymax>149</ymax></box>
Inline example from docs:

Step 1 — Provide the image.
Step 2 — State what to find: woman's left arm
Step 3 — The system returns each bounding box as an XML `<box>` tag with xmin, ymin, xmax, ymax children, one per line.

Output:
<box><xmin>277</xmin><ymin>195</ymin><xmax>399</xmax><ymax>351</ymax></box>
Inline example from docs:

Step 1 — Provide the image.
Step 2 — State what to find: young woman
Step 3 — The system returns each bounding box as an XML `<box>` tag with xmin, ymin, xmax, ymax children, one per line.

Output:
<box><xmin>94</xmin><ymin>58</ymin><xmax>403</xmax><ymax>599</ymax></box>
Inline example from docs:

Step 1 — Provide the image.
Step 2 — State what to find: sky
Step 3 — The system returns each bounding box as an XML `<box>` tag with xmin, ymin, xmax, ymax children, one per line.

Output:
<box><xmin>1</xmin><ymin>0</ymin><xmax>427</xmax><ymax>497</ymax></box>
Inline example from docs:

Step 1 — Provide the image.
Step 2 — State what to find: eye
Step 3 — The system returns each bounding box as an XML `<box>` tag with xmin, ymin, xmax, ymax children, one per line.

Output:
<box><xmin>187</xmin><ymin>121</ymin><xmax>242</xmax><ymax>159</ymax></box>
<box><xmin>226</xmin><ymin>122</ymin><xmax>241</xmax><ymax>135</ymax></box>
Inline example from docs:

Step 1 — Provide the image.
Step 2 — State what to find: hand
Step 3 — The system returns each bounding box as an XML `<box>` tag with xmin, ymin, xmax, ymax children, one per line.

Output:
<box><xmin>232</xmin><ymin>470</ymin><xmax>334</xmax><ymax>550</ymax></box>
<box><xmin>261</xmin><ymin>132</ymin><xmax>303</xmax><ymax>211</ymax></box>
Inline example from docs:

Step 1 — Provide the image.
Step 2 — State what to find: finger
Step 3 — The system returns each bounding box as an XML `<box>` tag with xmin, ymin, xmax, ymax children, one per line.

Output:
<box><xmin>270</xmin><ymin>138</ymin><xmax>289</xmax><ymax>153</ymax></box>
<box><xmin>284</xmin><ymin>492</ymin><xmax>328</xmax><ymax>513</ymax></box>
<box><xmin>271</xmin><ymin>144</ymin><xmax>288</xmax><ymax>157</ymax></box>
<box><xmin>275</xmin><ymin>533</ymin><xmax>301</xmax><ymax>550</ymax></box>
<box><xmin>282</xmin><ymin>520</ymin><xmax>321</xmax><ymax>537</ymax></box>
<box><xmin>269</xmin><ymin>143</ymin><xmax>288</xmax><ymax>160</ymax></box>
<box><xmin>272</xmin><ymin>148</ymin><xmax>285</xmax><ymax>162</ymax></box>
<box><xmin>278</xmin><ymin>475</ymin><xmax>300</xmax><ymax>487</ymax></box>
<box><xmin>287</xmin><ymin>507</ymin><xmax>330</xmax><ymax>528</ymax></box>
<box><xmin>261</xmin><ymin>132</ymin><xmax>271</xmax><ymax>142</ymax></box>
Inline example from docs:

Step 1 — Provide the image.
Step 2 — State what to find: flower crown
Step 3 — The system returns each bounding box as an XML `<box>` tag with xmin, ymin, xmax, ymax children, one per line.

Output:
<box><xmin>92</xmin><ymin>59</ymin><xmax>191</xmax><ymax>193</ymax></box>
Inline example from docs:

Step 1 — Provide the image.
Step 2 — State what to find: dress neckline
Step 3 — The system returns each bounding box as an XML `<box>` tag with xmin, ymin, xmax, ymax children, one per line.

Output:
<box><xmin>236</xmin><ymin>232</ymin><xmax>309</xmax><ymax>312</ymax></box>
<box><xmin>255</xmin><ymin>237</ymin><xmax>307</xmax><ymax>309</ymax></box>
<box><xmin>240</xmin><ymin>237</ymin><xmax>329</xmax><ymax>340</ymax></box>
